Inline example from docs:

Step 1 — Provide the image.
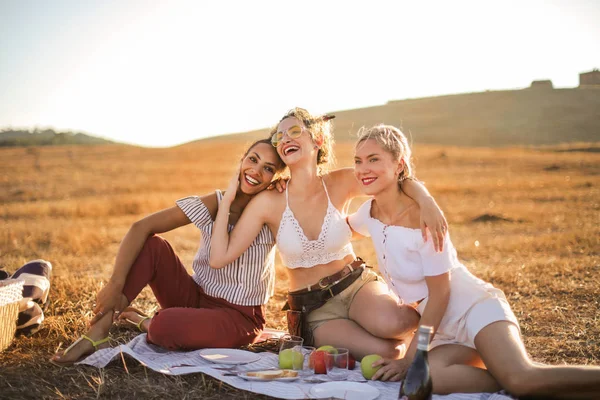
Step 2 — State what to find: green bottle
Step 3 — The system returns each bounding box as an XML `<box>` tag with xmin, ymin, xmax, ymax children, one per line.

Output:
<box><xmin>399</xmin><ymin>325</ymin><xmax>433</xmax><ymax>400</ymax></box>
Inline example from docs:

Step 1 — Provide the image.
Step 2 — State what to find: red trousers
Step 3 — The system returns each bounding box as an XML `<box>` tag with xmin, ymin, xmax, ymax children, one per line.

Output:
<box><xmin>122</xmin><ymin>235</ymin><xmax>265</xmax><ymax>350</ymax></box>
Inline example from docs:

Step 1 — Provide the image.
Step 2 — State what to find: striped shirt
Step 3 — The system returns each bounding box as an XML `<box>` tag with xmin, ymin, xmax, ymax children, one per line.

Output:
<box><xmin>176</xmin><ymin>192</ymin><xmax>276</xmax><ymax>306</ymax></box>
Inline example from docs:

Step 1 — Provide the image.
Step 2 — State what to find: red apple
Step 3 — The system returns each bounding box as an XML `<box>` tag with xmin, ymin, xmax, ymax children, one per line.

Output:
<box><xmin>348</xmin><ymin>353</ymin><xmax>356</xmax><ymax>370</ymax></box>
<box><xmin>335</xmin><ymin>353</ymin><xmax>356</xmax><ymax>369</ymax></box>
<box><xmin>310</xmin><ymin>350</ymin><xmax>327</xmax><ymax>374</ymax></box>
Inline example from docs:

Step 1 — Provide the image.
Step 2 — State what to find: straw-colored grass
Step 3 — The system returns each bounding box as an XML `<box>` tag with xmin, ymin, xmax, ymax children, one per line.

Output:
<box><xmin>1</xmin><ymin>141</ymin><xmax>598</xmax><ymax>399</ymax></box>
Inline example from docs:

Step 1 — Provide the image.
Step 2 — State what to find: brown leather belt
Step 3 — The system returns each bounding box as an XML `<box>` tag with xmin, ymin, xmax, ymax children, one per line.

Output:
<box><xmin>283</xmin><ymin>259</ymin><xmax>367</xmax><ymax>312</ymax></box>
<box><xmin>292</xmin><ymin>259</ymin><xmax>366</xmax><ymax>294</ymax></box>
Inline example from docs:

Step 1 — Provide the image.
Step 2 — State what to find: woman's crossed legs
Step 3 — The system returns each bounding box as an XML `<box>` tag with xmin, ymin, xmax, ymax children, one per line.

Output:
<box><xmin>312</xmin><ymin>279</ymin><xmax>419</xmax><ymax>360</ymax></box>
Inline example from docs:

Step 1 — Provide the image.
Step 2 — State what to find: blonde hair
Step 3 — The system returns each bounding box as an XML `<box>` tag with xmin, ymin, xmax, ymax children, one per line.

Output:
<box><xmin>356</xmin><ymin>124</ymin><xmax>415</xmax><ymax>184</ymax></box>
<box><xmin>276</xmin><ymin>107</ymin><xmax>335</xmax><ymax>175</ymax></box>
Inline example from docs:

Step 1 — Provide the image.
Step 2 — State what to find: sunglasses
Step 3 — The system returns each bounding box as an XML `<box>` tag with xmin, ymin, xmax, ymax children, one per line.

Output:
<box><xmin>271</xmin><ymin>125</ymin><xmax>307</xmax><ymax>147</ymax></box>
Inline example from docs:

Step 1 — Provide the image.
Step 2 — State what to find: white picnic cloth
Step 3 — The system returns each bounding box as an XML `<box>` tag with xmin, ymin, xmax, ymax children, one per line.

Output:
<box><xmin>78</xmin><ymin>334</ymin><xmax>515</xmax><ymax>400</ymax></box>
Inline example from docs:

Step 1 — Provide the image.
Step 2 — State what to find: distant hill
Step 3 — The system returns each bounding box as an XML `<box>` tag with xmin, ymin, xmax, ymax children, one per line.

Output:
<box><xmin>0</xmin><ymin>128</ymin><xmax>116</xmax><ymax>147</ymax></box>
<box><xmin>192</xmin><ymin>88</ymin><xmax>600</xmax><ymax>147</ymax></box>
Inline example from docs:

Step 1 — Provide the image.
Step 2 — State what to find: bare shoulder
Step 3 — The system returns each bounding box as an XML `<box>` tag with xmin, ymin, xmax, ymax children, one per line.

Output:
<box><xmin>250</xmin><ymin>189</ymin><xmax>286</xmax><ymax>218</ymax></box>
<box><xmin>324</xmin><ymin>168</ymin><xmax>360</xmax><ymax>204</ymax></box>
<box><xmin>324</xmin><ymin>168</ymin><xmax>355</xmax><ymax>192</ymax></box>
<box><xmin>327</xmin><ymin>168</ymin><xmax>354</xmax><ymax>182</ymax></box>
<box><xmin>254</xmin><ymin>188</ymin><xmax>285</xmax><ymax>203</ymax></box>
<box><xmin>199</xmin><ymin>192</ymin><xmax>218</xmax><ymax>220</ymax></box>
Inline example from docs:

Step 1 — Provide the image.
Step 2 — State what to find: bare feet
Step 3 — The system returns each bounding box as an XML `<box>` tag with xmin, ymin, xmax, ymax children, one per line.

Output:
<box><xmin>50</xmin><ymin>310</ymin><xmax>113</xmax><ymax>365</ymax></box>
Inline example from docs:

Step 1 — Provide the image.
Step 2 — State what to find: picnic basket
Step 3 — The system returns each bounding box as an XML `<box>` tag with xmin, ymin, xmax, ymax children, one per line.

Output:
<box><xmin>0</xmin><ymin>278</ymin><xmax>24</xmax><ymax>352</ymax></box>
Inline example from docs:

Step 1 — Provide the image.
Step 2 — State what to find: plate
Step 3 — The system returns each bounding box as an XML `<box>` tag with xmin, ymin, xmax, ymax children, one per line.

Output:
<box><xmin>309</xmin><ymin>381</ymin><xmax>380</xmax><ymax>400</ymax></box>
<box><xmin>237</xmin><ymin>372</ymin><xmax>299</xmax><ymax>382</ymax></box>
<box><xmin>198</xmin><ymin>348</ymin><xmax>261</xmax><ymax>365</ymax></box>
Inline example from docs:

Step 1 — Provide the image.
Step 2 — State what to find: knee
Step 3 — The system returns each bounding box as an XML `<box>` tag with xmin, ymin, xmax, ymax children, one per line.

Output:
<box><xmin>146</xmin><ymin>311</ymin><xmax>177</xmax><ymax>349</ymax></box>
<box><xmin>365</xmin><ymin>306</ymin><xmax>419</xmax><ymax>339</ymax></box>
<box><xmin>135</xmin><ymin>235</ymin><xmax>167</xmax><ymax>261</ymax></box>
<box><xmin>500</xmin><ymin>367</ymin><xmax>540</xmax><ymax>397</ymax></box>
<box><xmin>395</xmin><ymin>305</ymin><xmax>419</xmax><ymax>333</ymax></box>
<box><xmin>140</xmin><ymin>235</ymin><xmax>176</xmax><ymax>266</ymax></box>
<box><xmin>143</xmin><ymin>235</ymin><xmax>167</xmax><ymax>252</ymax></box>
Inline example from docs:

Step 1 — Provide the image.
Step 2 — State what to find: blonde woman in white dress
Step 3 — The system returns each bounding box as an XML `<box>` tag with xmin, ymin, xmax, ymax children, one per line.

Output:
<box><xmin>348</xmin><ymin>124</ymin><xmax>600</xmax><ymax>399</ymax></box>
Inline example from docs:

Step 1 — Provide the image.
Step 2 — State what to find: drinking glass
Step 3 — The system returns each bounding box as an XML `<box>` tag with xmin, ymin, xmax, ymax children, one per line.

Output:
<box><xmin>278</xmin><ymin>335</ymin><xmax>303</xmax><ymax>369</ymax></box>
<box><xmin>292</xmin><ymin>345</ymin><xmax>315</xmax><ymax>376</ymax></box>
<box><xmin>325</xmin><ymin>347</ymin><xmax>349</xmax><ymax>380</ymax></box>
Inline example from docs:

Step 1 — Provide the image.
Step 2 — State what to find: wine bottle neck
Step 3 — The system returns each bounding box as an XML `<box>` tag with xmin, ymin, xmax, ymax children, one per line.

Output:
<box><xmin>416</xmin><ymin>330</ymin><xmax>432</xmax><ymax>351</ymax></box>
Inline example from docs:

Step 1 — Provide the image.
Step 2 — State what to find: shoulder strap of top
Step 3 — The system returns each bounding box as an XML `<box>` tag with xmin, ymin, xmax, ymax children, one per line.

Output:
<box><xmin>321</xmin><ymin>178</ymin><xmax>329</xmax><ymax>196</ymax></box>
<box><xmin>216</xmin><ymin>189</ymin><xmax>223</xmax><ymax>202</ymax></box>
<box><xmin>321</xmin><ymin>178</ymin><xmax>332</xmax><ymax>203</ymax></box>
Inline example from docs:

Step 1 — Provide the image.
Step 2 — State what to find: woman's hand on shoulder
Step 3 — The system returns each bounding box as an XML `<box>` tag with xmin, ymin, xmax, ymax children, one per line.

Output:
<box><xmin>419</xmin><ymin>197</ymin><xmax>448</xmax><ymax>253</ymax></box>
<box><xmin>267</xmin><ymin>177</ymin><xmax>288</xmax><ymax>192</ymax></box>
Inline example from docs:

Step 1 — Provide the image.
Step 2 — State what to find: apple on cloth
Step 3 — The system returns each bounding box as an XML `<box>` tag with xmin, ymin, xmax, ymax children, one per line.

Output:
<box><xmin>309</xmin><ymin>350</ymin><xmax>327</xmax><ymax>374</ymax></box>
<box><xmin>315</xmin><ymin>345</ymin><xmax>357</xmax><ymax>370</ymax></box>
<box><xmin>360</xmin><ymin>354</ymin><xmax>383</xmax><ymax>380</ymax></box>
<box><xmin>278</xmin><ymin>348</ymin><xmax>304</xmax><ymax>369</ymax></box>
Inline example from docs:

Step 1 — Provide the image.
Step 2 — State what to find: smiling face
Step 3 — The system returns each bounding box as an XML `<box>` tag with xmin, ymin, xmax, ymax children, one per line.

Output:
<box><xmin>354</xmin><ymin>138</ymin><xmax>403</xmax><ymax>196</ymax></box>
<box><xmin>275</xmin><ymin>117</ymin><xmax>318</xmax><ymax>167</ymax></box>
<box><xmin>239</xmin><ymin>142</ymin><xmax>283</xmax><ymax>195</ymax></box>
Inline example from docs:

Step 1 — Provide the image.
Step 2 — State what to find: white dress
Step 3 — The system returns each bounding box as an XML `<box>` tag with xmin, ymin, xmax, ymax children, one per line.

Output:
<box><xmin>348</xmin><ymin>199</ymin><xmax>520</xmax><ymax>349</ymax></box>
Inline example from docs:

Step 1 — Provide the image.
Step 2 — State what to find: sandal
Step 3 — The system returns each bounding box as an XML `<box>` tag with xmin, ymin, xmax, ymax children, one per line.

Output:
<box><xmin>119</xmin><ymin>306</ymin><xmax>151</xmax><ymax>332</ymax></box>
<box><xmin>50</xmin><ymin>334</ymin><xmax>110</xmax><ymax>367</ymax></box>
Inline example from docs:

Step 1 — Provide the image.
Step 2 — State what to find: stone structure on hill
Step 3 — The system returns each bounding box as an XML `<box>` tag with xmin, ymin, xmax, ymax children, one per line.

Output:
<box><xmin>529</xmin><ymin>80</ymin><xmax>553</xmax><ymax>89</ymax></box>
<box><xmin>579</xmin><ymin>69</ymin><xmax>600</xmax><ymax>87</ymax></box>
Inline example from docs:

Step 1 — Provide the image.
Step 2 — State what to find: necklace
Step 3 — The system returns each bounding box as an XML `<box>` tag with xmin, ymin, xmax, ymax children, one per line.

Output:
<box><xmin>373</xmin><ymin>201</ymin><xmax>415</xmax><ymax>225</ymax></box>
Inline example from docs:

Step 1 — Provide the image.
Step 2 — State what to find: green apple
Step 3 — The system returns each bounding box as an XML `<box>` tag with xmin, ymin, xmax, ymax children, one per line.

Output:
<box><xmin>360</xmin><ymin>354</ymin><xmax>383</xmax><ymax>380</ymax></box>
<box><xmin>316</xmin><ymin>345</ymin><xmax>338</xmax><ymax>354</ymax></box>
<box><xmin>279</xmin><ymin>348</ymin><xmax>304</xmax><ymax>369</ymax></box>
<box><xmin>292</xmin><ymin>351</ymin><xmax>304</xmax><ymax>370</ymax></box>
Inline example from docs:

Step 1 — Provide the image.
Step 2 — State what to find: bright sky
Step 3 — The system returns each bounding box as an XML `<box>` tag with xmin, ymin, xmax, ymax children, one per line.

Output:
<box><xmin>1</xmin><ymin>0</ymin><xmax>598</xmax><ymax>147</ymax></box>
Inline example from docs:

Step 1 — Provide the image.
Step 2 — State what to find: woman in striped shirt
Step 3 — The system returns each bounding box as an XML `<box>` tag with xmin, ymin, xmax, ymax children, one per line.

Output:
<box><xmin>51</xmin><ymin>139</ymin><xmax>286</xmax><ymax>366</ymax></box>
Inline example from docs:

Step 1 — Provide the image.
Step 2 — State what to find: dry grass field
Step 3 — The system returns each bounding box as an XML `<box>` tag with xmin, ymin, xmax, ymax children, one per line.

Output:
<box><xmin>1</xmin><ymin>140</ymin><xmax>599</xmax><ymax>399</ymax></box>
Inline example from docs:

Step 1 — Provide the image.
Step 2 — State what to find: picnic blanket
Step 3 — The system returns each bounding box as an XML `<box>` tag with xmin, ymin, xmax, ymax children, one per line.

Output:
<box><xmin>79</xmin><ymin>334</ymin><xmax>515</xmax><ymax>400</ymax></box>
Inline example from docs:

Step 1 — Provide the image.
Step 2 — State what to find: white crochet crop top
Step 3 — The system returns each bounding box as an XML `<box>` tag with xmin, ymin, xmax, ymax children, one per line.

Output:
<box><xmin>276</xmin><ymin>179</ymin><xmax>355</xmax><ymax>269</ymax></box>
